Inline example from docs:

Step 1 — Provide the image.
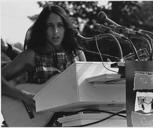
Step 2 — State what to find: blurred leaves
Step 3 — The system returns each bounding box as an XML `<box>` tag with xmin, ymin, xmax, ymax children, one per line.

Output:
<box><xmin>109</xmin><ymin>1</ymin><xmax>141</xmax><ymax>27</ymax></box>
<box><xmin>138</xmin><ymin>1</ymin><xmax>153</xmax><ymax>30</ymax></box>
<box><xmin>109</xmin><ymin>1</ymin><xmax>153</xmax><ymax>30</ymax></box>
<box><xmin>27</xmin><ymin>1</ymin><xmax>153</xmax><ymax>34</ymax></box>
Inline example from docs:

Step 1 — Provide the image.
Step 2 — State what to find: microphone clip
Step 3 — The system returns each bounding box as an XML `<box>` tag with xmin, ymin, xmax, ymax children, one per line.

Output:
<box><xmin>111</xmin><ymin>62</ymin><xmax>125</xmax><ymax>78</ymax></box>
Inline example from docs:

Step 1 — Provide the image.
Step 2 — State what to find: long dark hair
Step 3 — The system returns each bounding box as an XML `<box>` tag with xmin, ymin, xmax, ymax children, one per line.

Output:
<box><xmin>24</xmin><ymin>5</ymin><xmax>79</xmax><ymax>54</ymax></box>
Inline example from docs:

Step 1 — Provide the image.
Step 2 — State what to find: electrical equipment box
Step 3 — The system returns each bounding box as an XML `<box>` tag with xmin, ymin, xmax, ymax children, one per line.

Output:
<box><xmin>126</xmin><ymin>61</ymin><xmax>153</xmax><ymax>127</ymax></box>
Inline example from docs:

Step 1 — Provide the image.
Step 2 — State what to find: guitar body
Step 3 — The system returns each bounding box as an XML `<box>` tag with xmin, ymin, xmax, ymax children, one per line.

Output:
<box><xmin>2</xmin><ymin>83</ymin><xmax>54</xmax><ymax>127</ymax></box>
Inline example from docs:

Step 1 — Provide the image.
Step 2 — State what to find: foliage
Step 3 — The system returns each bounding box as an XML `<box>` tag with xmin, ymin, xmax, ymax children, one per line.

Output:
<box><xmin>137</xmin><ymin>1</ymin><xmax>153</xmax><ymax>30</ymax></box>
<box><xmin>109</xmin><ymin>1</ymin><xmax>141</xmax><ymax>27</ymax></box>
<box><xmin>109</xmin><ymin>1</ymin><xmax>153</xmax><ymax>30</ymax></box>
<box><xmin>28</xmin><ymin>1</ymin><xmax>153</xmax><ymax>34</ymax></box>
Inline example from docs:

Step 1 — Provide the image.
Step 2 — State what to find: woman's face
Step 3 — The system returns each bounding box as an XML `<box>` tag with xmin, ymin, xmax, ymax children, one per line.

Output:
<box><xmin>46</xmin><ymin>13</ymin><xmax>65</xmax><ymax>48</ymax></box>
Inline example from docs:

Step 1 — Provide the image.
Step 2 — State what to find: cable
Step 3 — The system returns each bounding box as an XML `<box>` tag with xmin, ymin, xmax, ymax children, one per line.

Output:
<box><xmin>123</xmin><ymin>48</ymin><xmax>149</xmax><ymax>61</ymax></box>
<box><xmin>139</xmin><ymin>29</ymin><xmax>153</xmax><ymax>49</ymax></box>
<box><xmin>80</xmin><ymin>46</ymin><xmax>120</xmax><ymax>61</ymax></box>
<box><xmin>68</xmin><ymin>109</ymin><xmax>126</xmax><ymax>127</ymax></box>
<box><xmin>131</xmin><ymin>34</ymin><xmax>152</xmax><ymax>54</ymax></box>
<box><xmin>97</xmin><ymin>33</ymin><xmax>124</xmax><ymax>60</ymax></box>
<box><xmin>124</xmin><ymin>37</ymin><xmax>141</xmax><ymax>61</ymax></box>
<box><xmin>60</xmin><ymin>108</ymin><xmax>127</xmax><ymax>118</ymax></box>
<box><xmin>56</xmin><ymin>108</ymin><xmax>126</xmax><ymax>117</ymax></box>
<box><xmin>138</xmin><ymin>32</ymin><xmax>153</xmax><ymax>60</ymax></box>
<box><xmin>97</xmin><ymin>23</ymin><xmax>152</xmax><ymax>61</ymax></box>
<box><xmin>95</xmin><ymin>36</ymin><xmax>118</xmax><ymax>73</ymax></box>
<box><xmin>141</xmin><ymin>34</ymin><xmax>153</xmax><ymax>54</ymax></box>
<box><xmin>107</xmin><ymin>33</ymin><xmax>124</xmax><ymax>60</ymax></box>
<box><xmin>77</xmin><ymin>32</ymin><xmax>124</xmax><ymax>61</ymax></box>
<box><xmin>91</xmin><ymin>26</ymin><xmax>125</xmax><ymax>61</ymax></box>
<box><xmin>106</xmin><ymin>26</ymin><xmax>141</xmax><ymax>61</ymax></box>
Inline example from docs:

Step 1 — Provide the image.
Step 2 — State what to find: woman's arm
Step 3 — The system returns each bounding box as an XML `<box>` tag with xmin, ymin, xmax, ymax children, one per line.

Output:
<box><xmin>2</xmin><ymin>76</ymin><xmax>33</xmax><ymax>100</ymax></box>
<box><xmin>2</xmin><ymin>50</ymin><xmax>35</xmax><ymax>109</ymax></box>
<box><xmin>2</xmin><ymin>75</ymin><xmax>35</xmax><ymax>110</ymax></box>
<box><xmin>2</xmin><ymin>50</ymin><xmax>34</xmax><ymax>80</ymax></box>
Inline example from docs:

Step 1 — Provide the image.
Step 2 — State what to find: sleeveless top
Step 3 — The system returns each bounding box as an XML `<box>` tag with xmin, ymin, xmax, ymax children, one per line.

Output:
<box><xmin>27</xmin><ymin>50</ymin><xmax>78</xmax><ymax>84</ymax></box>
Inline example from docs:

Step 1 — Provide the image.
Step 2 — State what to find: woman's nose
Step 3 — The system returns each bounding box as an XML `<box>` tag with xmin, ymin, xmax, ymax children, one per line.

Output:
<box><xmin>54</xmin><ymin>26</ymin><xmax>59</xmax><ymax>34</ymax></box>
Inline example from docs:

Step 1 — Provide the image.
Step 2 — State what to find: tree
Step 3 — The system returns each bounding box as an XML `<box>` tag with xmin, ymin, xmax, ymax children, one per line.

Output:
<box><xmin>109</xmin><ymin>1</ymin><xmax>141</xmax><ymax>27</ymax></box>
<box><xmin>137</xmin><ymin>1</ymin><xmax>153</xmax><ymax>31</ymax></box>
<box><xmin>109</xmin><ymin>1</ymin><xmax>153</xmax><ymax>31</ymax></box>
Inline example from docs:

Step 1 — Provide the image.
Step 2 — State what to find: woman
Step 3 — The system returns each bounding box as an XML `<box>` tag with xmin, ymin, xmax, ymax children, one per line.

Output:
<box><xmin>2</xmin><ymin>4</ymin><xmax>86</xmax><ymax>126</ymax></box>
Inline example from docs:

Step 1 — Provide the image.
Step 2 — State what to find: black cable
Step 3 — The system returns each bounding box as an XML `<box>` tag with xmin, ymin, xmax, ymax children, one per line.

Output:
<box><xmin>80</xmin><ymin>47</ymin><xmax>120</xmax><ymax>61</ymax></box>
<box><xmin>55</xmin><ymin>109</ymin><xmax>126</xmax><ymax>127</ymax></box>
<box><xmin>57</xmin><ymin>108</ymin><xmax>126</xmax><ymax>118</ymax></box>
<box><xmin>62</xmin><ymin>109</ymin><xmax>126</xmax><ymax>118</ymax></box>
<box><xmin>68</xmin><ymin>109</ymin><xmax>126</xmax><ymax>127</ymax></box>
<box><xmin>124</xmin><ymin>37</ymin><xmax>141</xmax><ymax>61</ymax></box>
<box><xmin>139</xmin><ymin>33</ymin><xmax>153</xmax><ymax>60</ymax></box>
<box><xmin>95</xmin><ymin>36</ymin><xmax>118</xmax><ymax>73</ymax></box>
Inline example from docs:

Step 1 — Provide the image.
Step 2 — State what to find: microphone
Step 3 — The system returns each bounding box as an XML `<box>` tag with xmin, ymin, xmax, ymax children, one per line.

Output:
<box><xmin>93</xmin><ymin>22</ymin><xmax>128</xmax><ymax>40</ymax></box>
<box><xmin>98</xmin><ymin>11</ymin><xmax>137</xmax><ymax>35</ymax></box>
<box><xmin>98</xmin><ymin>11</ymin><xmax>120</xmax><ymax>27</ymax></box>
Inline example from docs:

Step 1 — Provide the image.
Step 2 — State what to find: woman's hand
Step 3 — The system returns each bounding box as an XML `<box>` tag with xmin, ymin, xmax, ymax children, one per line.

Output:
<box><xmin>2</xmin><ymin>75</ymin><xmax>36</xmax><ymax>113</ymax></box>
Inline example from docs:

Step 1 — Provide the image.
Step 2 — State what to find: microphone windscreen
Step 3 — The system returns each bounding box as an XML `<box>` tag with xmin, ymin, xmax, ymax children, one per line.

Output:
<box><xmin>98</xmin><ymin>11</ymin><xmax>107</xmax><ymax>21</ymax></box>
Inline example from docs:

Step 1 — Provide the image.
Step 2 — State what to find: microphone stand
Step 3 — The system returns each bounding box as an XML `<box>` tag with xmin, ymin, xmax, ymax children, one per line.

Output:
<box><xmin>97</xmin><ymin>21</ymin><xmax>153</xmax><ymax>61</ymax></box>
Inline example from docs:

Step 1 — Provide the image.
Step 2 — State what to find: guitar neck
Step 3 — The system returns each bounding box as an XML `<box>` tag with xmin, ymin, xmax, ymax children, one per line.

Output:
<box><xmin>22</xmin><ymin>100</ymin><xmax>34</xmax><ymax>119</ymax></box>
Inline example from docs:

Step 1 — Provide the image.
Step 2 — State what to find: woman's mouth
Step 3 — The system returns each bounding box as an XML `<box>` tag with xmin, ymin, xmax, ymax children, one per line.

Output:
<box><xmin>52</xmin><ymin>37</ymin><xmax>60</xmax><ymax>42</ymax></box>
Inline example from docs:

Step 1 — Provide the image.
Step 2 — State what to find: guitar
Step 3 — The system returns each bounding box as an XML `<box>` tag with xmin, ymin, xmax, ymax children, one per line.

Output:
<box><xmin>2</xmin><ymin>81</ymin><xmax>55</xmax><ymax>127</ymax></box>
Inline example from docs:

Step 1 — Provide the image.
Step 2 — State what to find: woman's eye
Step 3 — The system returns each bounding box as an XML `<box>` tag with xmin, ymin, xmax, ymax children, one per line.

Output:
<box><xmin>58</xmin><ymin>23</ymin><xmax>64</xmax><ymax>28</ymax></box>
<box><xmin>47</xmin><ymin>24</ymin><xmax>53</xmax><ymax>28</ymax></box>
<box><xmin>46</xmin><ymin>23</ymin><xmax>64</xmax><ymax>29</ymax></box>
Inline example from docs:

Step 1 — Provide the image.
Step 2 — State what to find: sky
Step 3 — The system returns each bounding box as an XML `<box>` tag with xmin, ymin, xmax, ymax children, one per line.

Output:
<box><xmin>1</xmin><ymin>0</ymin><xmax>42</xmax><ymax>45</ymax></box>
<box><xmin>0</xmin><ymin>0</ymin><xmax>109</xmax><ymax>45</ymax></box>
